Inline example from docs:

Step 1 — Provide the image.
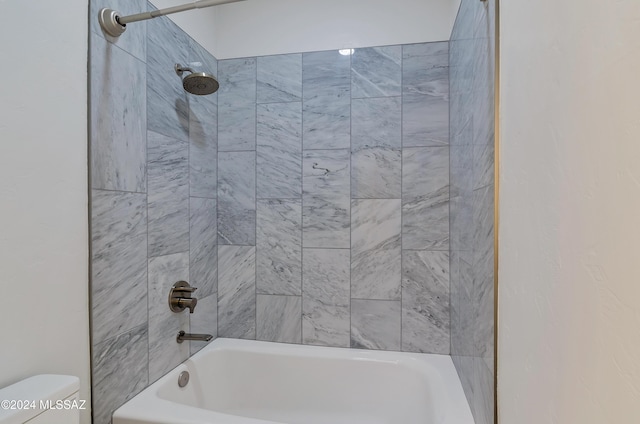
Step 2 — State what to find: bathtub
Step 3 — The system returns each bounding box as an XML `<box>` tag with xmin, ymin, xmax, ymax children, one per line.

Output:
<box><xmin>112</xmin><ymin>338</ymin><xmax>474</xmax><ymax>424</ymax></box>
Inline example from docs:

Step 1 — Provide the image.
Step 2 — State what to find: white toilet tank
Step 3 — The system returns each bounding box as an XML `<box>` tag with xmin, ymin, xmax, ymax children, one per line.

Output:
<box><xmin>0</xmin><ymin>375</ymin><xmax>80</xmax><ymax>424</ymax></box>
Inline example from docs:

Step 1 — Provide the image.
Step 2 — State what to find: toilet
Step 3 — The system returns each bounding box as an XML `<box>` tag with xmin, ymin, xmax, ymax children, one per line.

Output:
<box><xmin>0</xmin><ymin>375</ymin><xmax>80</xmax><ymax>424</ymax></box>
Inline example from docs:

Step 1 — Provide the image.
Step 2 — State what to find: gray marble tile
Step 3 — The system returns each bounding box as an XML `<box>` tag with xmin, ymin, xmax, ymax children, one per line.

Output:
<box><xmin>451</xmin><ymin>0</ymin><xmax>475</xmax><ymax>40</ymax></box>
<box><xmin>449</xmin><ymin>251</ymin><xmax>462</xmax><ymax>357</ymax></box>
<box><xmin>147</xmin><ymin>15</ymin><xmax>190</xmax><ymax>141</ymax></box>
<box><xmin>218</xmin><ymin>58</ymin><xmax>257</xmax><ymax>104</ymax></box>
<box><xmin>257</xmin><ymin>200</ymin><xmax>302</xmax><ymax>295</ymax></box>
<box><xmin>450</xmin><ymin>195</ymin><xmax>473</xmax><ymax>252</ymax></box>
<box><xmin>257</xmin><ymin>54</ymin><xmax>303</xmax><ymax>103</ymax></box>
<box><xmin>218</xmin><ymin>151</ymin><xmax>256</xmax><ymax>245</ymax></box>
<box><xmin>91</xmin><ymin>190</ymin><xmax>147</xmax><ymax>345</ymax></box>
<box><xmin>256</xmin><ymin>295</ymin><xmax>302</xmax><ymax>343</ymax></box>
<box><xmin>90</xmin><ymin>33</ymin><xmax>146</xmax><ymax>193</ymax></box>
<box><xmin>302</xmin><ymin>50</ymin><xmax>350</xmax><ymax>102</ymax></box>
<box><xmin>351</xmin><ymin>46</ymin><xmax>401</xmax><ymax>98</ymax></box>
<box><xmin>148</xmin><ymin>252</ymin><xmax>190</xmax><ymax>382</ymax></box>
<box><xmin>351</xmin><ymin>97</ymin><xmax>401</xmax><ymax>150</ymax></box>
<box><xmin>190</xmin><ymin>197</ymin><xmax>217</xmax><ymax>298</ymax></box>
<box><xmin>473</xmin><ymin>357</ymin><xmax>495</xmax><ymax>424</ymax></box>
<box><xmin>402</xmin><ymin>147</ymin><xmax>450</xmax><ymax>250</ymax></box>
<box><xmin>402</xmin><ymin>93</ymin><xmax>449</xmax><ymax>147</ymax></box>
<box><xmin>351</xmin><ymin>148</ymin><xmax>401</xmax><ymax>199</ymax></box>
<box><xmin>302</xmin><ymin>248</ymin><xmax>350</xmax><ymax>347</ymax></box>
<box><xmin>92</xmin><ymin>325</ymin><xmax>148</xmax><ymax>424</ymax></box>
<box><xmin>403</xmin><ymin>42</ymin><xmax>449</xmax><ymax>96</ymax></box>
<box><xmin>351</xmin><ymin>300</ymin><xmax>401</xmax><ymax>351</ymax></box>
<box><xmin>450</xmin><ymin>141</ymin><xmax>473</xmax><ymax>198</ymax></box>
<box><xmin>402</xmin><ymin>42</ymin><xmax>449</xmax><ymax>147</ymax></box>
<box><xmin>188</xmin><ymin>52</ymin><xmax>218</xmax><ymax>198</ymax></box>
<box><xmin>190</xmin><ymin>293</ymin><xmax>218</xmax><ymax>354</ymax></box>
<box><xmin>472</xmin><ymin>39</ymin><xmax>495</xmax><ymax>147</ymax></box>
<box><xmin>402</xmin><ymin>250</ymin><xmax>450</xmax><ymax>354</ymax></box>
<box><xmin>147</xmin><ymin>130</ymin><xmax>189</xmax><ymax>257</ymax></box>
<box><xmin>218</xmin><ymin>102</ymin><xmax>256</xmax><ymax>151</ymax></box>
<box><xmin>302</xmin><ymin>100</ymin><xmax>351</xmax><ymax>150</ymax></box>
<box><xmin>257</xmin><ymin>102</ymin><xmax>302</xmax><ymax>198</ymax></box>
<box><xmin>473</xmin><ymin>141</ymin><xmax>494</xmax><ymax>190</ymax></box>
<box><xmin>472</xmin><ymin>185</ymin><xmax>494</xmax><ymax>359</ymax></box>
<box><xmin>351</xmin><ymin>199</ymin><xmax>401</xmax><ymax>300</ymax></box>
<box><xmin>302</xmin><ymin>150</ymin><xmax>350</xmax><ymax>248</ymax></box>
<box><xmin>218</xmin><ymin>246</ymin><xmax>256</xmax><ymax>339</ymax></box>
<box><xmin>453</xmin><ymin>355</ymin><xmax>475</xmax><ymax>417</ymax></box>
<box><xmin>90</xmin><ymin>0</ymin><xmax>147</xmax><ymax>61</ymax></box>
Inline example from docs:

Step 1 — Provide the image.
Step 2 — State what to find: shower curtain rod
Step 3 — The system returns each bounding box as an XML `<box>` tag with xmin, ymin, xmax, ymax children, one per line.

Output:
<box><xmin>99</xmin><ymin>0</ymin><xmax>246</xmax><ymax>38</ymax></box>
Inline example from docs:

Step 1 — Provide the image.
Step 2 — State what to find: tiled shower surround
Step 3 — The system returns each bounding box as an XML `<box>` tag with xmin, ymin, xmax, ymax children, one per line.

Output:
<box><xmin>89</xmin><ymin>1</ymin><xmax>493</xmax><ymax>423</ymax></box>
<box><xmin>449</xmin><ymin>1</ymin><xmax>497</xmax><ymax>423</ymax></box>
<box><xmin>215</xmin><ymin>44</ymin><xmax>451</xmax><ymax>351</ymax></box>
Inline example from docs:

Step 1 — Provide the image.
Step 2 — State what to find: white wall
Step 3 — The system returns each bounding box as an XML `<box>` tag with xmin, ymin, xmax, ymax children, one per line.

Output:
<box><xmin>0</xmin><ymin>1</ymin><xmax>91</xmax><ymax>423</ymax></box>
<box><xmin>153</xmin><ymin>0</ymin><xmax>457</xmax><ymax>59</ymax></box>
<box><xmin>499</xmin><ymin>0</ymin><xmax>640</xmax><ymax>423</ymax></box>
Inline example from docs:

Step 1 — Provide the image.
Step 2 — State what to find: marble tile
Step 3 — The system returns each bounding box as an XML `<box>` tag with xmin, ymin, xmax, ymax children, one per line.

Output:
<box><xmin>190</xmin><ymin>197</ymin><xmax>217</xmax><ymax>298</ymax></box>
<box><xmin>190</xmin><ymin>293</ymin><xmax>218</xmax><ymax>354</ymax></box>
<box><xmin>147</xmin><ymin>15</ymin><xmax>190</xmax><ymax>141</ymax></box>
<box><xmin>351</xmin><ymin>199</ymin><xmax>401</xmax><ymax>300</ymax></box>
<box><xmin>218</xmin><ymin>58</ymin><xmax>257</xmax><ymax>104</ymax></box>
<box><xmin>147</xmin><ymin>130</ymin><xmax>189</xmax><ymax>257</ymax></box>
<box><xmin>402</xmin><ymin>147</ymin><xmax>450</xmax><ymax>250</ymax></box>
<box><xmin>257</xmin><ymin>200</ymin><xmax>302</xmax><ymax>295</ymax></box>
<box><xmin>90</xmin><ymin>0</ymin><xmax>147</xmax><ymax>61</ymax></box>
<box><xmin>402</xmin><ymin>42</ymin><xmax>449</xmax><ymax>147</ymax></box>
<box><xmin>473</xmin><ymin>357</ymin><xmax>495</xmax><ymax>424</ymax></box>
<box><xmin>302</xmin><ymin>100</ymin><xmax>351</xmax><ymax>150</ymax></box>
<box><xmin>302</xmin><ymin>150</ymin><xmax>350</xmax><ymax>248</ymax></box>
<box><xmin>453</xmin><ymin>355</ymin><xmax>475</xmax><ymax>416</ymax></box>
<box><xmin>450</xmin><ymin>141</ymin><xmax>473</xmax><ymax>198</ymax></box>
<box><xmin>148</xmin><ymin>252</ymin><xmax>190</xmax><ymax>382</ymax></box>
<box><xmin>351</xmin><ymin>300</ymin><xmax>401</xmax><ymax>351</ymax></box>
<box><xmin>91</xmin><ymin>190</ymin><xmax>147</xmax><ymax>344</ymax></box>
<box><xmin>472</xmin><ymin>38</ymin><xmax>495</xmax><ymax>147</ymax></box>
<box><xmin>302</xmin><ymin>50</ymin><xmax>350</xmax><ymax>102</ymax></box>
<box><xmin>218</xmin><ymin>102</ymin><xmax>256</xmax><ymax>151</ymax></box>
<box><xmin>450</xmin><ymin>195</ymin><xmax>473</xmax><ymax>252</ymax></box>
<box><xmin>473</xmin><ymin>185</ymin><xmax>495</xmax><ymax>359</ymax></box>
<box><xmin>188</xmin><ymin>42</ymin><xmax>218</xmax><ymax>198</ymax></box>
<box><xmin>218</xmin><ymin>151</ymin><xmax>256</xmax><ymax>245</ymax></box>
<box><xmin>351</xmin><ymin>46</ymin><xmax>402</xmax><ymax>99</ymax></box>
<box><xmin>403</xmin><ymin>42</ymin><xmax>449</xmax><ymax>96</ymax></box>
<box><xmin>257</xmin><ymin>54</ymin><xmax>302</xmax><ymax>103</ymax></box>
<box><xmin>402</xmin><ymin>250</ymin><xmax>450</xmax><ymax>354</ymax></box>
<box><xmin>402</xmin><ymin>93</ymin><xmax>449</xmax><ymax>147</ymax></box>
<box><xmin>90</xmin><ymin>33</ymin><xmax>146</xmax><ymax>193</ymax></box>
<box><xmin>473</xmin><ymin>141</ymin><xmax>495</xmax><ymax>190</ymax></box>
<box><xmin>218</xmin><ymin>246</ymin><xmax>256</xmax><ymax>339</ymax></box>
<box><xmin>351</xmin><ymin>148</ymin><xmax>401</xmax><ymax>199</ymax></box>
<box><xmin>302</xmin><ymin>249</ymin><xmax>350</xmax><ymax>347</ymax></box>
<box><xmin>92</xmin><ymin>325</ymin><xmax>148</xmax><ymax>424</ymax></box>
<box><xmin>256</xmin><ymin>295</ymin><xmax>302</xmax><ymax>343</ymax></box>
<box><xmin>257</xmin><ymin>102</ymin><xmax>302</xmax><ymax>198</ymax></box>
<box><xmin>351</xmin><ymin>97</ymin><xmax>401</xmax><ymax>150</ymax></box>
<box><xmin>449</xmin><ymin>251</ymin><xmax>462</xmax><ymax>357</ymax></box>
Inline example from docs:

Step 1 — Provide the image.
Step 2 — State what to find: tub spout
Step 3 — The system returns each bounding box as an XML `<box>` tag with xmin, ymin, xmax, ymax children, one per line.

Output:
<box><xmin>176</xmin><ymin>331</ymin><xmax>213</xmax><ymax>343</ymax></box>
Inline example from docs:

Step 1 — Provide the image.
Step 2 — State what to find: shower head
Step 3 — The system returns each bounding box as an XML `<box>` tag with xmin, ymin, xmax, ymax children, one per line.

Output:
<box><xmin>175</xmin><ymin>64</ymin><xmax>219</xmax><ymax>95</ymax></box>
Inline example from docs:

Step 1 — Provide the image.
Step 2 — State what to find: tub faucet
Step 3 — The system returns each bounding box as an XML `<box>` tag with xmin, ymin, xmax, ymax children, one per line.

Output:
<box><xmin>176</xmin><ymin>331</ymin><xmax>213</xmax><ymax>343</ymax></box>
<box><xmin>169</xmin><ymin>281</ymin><xmax>198</xmax><ymax>313</ymax></box>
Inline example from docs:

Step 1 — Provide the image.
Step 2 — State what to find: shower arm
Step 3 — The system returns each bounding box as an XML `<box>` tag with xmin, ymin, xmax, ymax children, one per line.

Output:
<box><xmin>99</xmin><ymin>0</ymin><xmax>246</xmax><ymax>38</ymax></box>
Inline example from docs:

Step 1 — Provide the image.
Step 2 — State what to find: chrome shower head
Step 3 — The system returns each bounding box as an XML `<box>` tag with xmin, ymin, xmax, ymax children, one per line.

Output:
<box><xmin>175</xmin><ymin>64</ymin><xmax>219</xmax><ymax>95</ymax></box>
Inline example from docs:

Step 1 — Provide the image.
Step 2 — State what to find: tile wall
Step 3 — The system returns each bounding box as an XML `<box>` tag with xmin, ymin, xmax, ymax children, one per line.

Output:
<box><xmin>449</xmin><ymin>0</ymin><xmax>497</xmax><ymax>423</ymax></box>
<box><xmin>89</xmin><ymin>1</ymin><xmax>217</xmax><ymax>422</ymax></box>
<box><xmin>89</xmin><ymin>1</ymin><xmax>479</xmax><ymax>421</ymax></box>
<box><xmin>215</xmin><ymin>44</ymin><xmax>452</xmax><ymax>353</ymax></box>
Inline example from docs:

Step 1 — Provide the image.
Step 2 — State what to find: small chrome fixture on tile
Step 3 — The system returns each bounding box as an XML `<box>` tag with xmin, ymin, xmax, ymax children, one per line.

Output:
<box><xmin>169</xmin><ymin>281</ymin><xmax>198</xmax><ymax>313</ymax></box>
<box><xmin>176</xmin><ymin>331</ymin><xmax>213</xmax><ymax>343</ymax></box>
<box><xmin>178</xmin><ymin>371</ymin><xmax>190</xmax><ymax>388</ymax></box>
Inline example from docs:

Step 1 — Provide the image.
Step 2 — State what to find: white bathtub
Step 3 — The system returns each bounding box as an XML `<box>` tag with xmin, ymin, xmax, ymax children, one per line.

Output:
<box><xmin>112</xmin><ymin>338</ymin><xmax>474</xmax><ymax>424</ymax></box>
